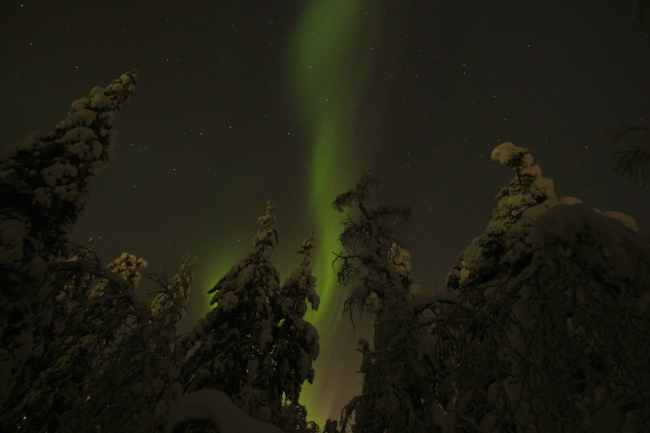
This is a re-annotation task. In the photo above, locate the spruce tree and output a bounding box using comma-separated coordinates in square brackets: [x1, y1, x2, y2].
[429, 142, 650, 432]
[0, 70, 139, 425]
[270, 232, 320, 432]
[182, 202, 282, 401]
[180, 202, 320, 432]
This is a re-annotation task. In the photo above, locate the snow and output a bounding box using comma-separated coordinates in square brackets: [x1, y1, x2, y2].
[1, 71, 151, 426]
[65, 108, 97, 126]
[560, 196, 582, 205]
[520, 164, 541, 177]
[491, 142, 529, 166]
[599, 210, 638, 233]
[16, 136, 38, 153]
[52, 184, 67, 199]
[462, 236, 482, 271]
[108, 82, 125, 95]
[4, 66, 647, 430]
[529, 176, 556, 200]
[90, 140, 103, 158]
[40, 161, 78, 187]
[410, 289, 460, 310]
[183, 210, 319, 430]
[67, 141, 90, 158]
[165, 389, 283, 433]
[61, 125, 97, 143]
[90, 92, 112, 109]
[87, 160, 106, 175]
[419, 308, 435, 322]
[531, 203, 643, 252]
[297, 348, 311, 381]
[99, 110, 117, 126]
[304, 322, 319, 345]
[530, 203, 647, 283]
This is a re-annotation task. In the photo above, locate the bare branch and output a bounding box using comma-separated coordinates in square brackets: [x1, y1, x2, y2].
[332, 190, 357, 212]
[331, 251, 361, 286]
[604, 123, 650, 182]
[604, 122, 649, 144]
[613, 145, 650, 182]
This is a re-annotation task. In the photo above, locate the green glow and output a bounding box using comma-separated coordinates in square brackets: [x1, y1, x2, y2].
[289, 0, 377, 426]
[198, 238, 249, 315]
[196, 1, 385, 425]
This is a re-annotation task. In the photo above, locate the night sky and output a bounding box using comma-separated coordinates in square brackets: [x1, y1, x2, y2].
[2, 0, 649, 427]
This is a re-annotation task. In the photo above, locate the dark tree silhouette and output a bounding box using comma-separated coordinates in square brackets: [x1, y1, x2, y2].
[605, 123, 650, 183]
[604, 2, 650, 183]
[326, 175, 448, 433]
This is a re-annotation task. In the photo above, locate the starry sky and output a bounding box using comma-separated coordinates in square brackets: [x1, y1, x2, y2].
[2, 0, 649, 427]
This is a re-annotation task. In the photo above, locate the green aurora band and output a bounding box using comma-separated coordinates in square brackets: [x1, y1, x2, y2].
[289, 0, 380, 426]
[198, 1, 389, 425]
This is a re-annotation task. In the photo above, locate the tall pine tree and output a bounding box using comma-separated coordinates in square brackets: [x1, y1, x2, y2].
[325, 175, 440, 433]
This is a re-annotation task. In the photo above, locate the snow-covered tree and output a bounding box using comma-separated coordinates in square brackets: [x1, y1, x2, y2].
[271, 232, 319, 403]
[3, 245, 136, 431]
[4, 242, 196, 433]
[0, 70, 139, 425]
[182, 202, 282, 401]
[270, 232, 321, 433]
[326, 175, 443, 433]
[150, 256, 195, 327]
[180, 202, 320, 432]
[422, 142, 650, 432]
[78, 258, 195, 432]
[65, 255, 196, 433]
[0, 69, 139, 285]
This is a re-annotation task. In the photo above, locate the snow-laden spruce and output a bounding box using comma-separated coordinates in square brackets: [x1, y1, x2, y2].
[0, 70, 139, 417]
[422, 142, 650, 433]
[0, 69, 139, 284]
[180, 202, 320, 433]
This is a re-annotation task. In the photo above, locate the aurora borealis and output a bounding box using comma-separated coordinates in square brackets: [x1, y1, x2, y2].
[2, 0, 649, 427]
[290, 0, 374, 421]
